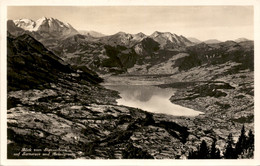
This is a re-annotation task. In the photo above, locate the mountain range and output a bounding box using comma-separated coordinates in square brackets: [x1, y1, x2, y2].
[8, 17, 253, 75]
[188, 37, 250, 44]
[8, 17, 251, 46]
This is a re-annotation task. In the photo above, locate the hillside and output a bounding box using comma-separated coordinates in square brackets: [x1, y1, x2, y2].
[7, 34, 102, 91]
[7, 34, 201, 159]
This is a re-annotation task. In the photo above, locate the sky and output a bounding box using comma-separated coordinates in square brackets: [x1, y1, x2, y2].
[7, 6, 253, 41]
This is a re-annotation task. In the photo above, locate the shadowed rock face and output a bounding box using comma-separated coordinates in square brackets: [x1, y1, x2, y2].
[7, 34, 102, 91]
[8, 34, 69, 91]
[7, 20, 25, 36]
[134, 37, 160, 56]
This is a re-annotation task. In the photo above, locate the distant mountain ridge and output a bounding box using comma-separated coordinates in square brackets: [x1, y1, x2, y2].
[99, 31, 147, 47]
[7, 17, 254, 75]
[79, 30, 106, 38]
[98, 31, 193, 50]
[235, 38, 250, 43]
[188, 37, 252, 44]
[204, 39, 222, 44]
[9, 18, 194, 49]
[187, 37, 202, 44]
[8, 17, 252, 46]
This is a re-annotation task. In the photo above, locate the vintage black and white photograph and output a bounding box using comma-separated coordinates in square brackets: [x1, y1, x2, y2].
[1, 1, 258, 163]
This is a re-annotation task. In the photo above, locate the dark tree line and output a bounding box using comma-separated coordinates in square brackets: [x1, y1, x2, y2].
[188, 139, 221, 159]
[188, 125, 254, 159]
[224, 125, 254, 159]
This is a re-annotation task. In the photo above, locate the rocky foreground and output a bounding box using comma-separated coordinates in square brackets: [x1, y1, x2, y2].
[7, 73, 194, 159]
[7, 64, 254, 159]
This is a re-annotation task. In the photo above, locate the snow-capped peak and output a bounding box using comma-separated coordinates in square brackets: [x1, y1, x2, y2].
[149, 31, 192, 48]
[13, 18, 36, 31]
[12, 17, 78, 37]
[151, 31, 175, 41]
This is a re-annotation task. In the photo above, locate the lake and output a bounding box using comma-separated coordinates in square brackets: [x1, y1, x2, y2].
[105, 84, 203, 116]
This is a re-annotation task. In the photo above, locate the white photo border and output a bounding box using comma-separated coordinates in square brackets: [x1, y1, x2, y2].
[1, 0, 260, 165]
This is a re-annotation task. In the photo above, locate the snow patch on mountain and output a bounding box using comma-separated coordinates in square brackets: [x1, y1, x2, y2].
[13, 17, 78, 37]
[150, 31, 192, 49]
[13, 19, 36, 31]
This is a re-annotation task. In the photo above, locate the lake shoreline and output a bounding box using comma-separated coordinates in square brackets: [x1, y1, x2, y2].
[104, 84, 203, 117]
[101, 73, 254, 154]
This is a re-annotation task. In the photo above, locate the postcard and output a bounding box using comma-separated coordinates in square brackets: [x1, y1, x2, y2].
[1, 0, 260, 165]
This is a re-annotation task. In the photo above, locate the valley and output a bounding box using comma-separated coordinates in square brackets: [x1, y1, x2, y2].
[6, 17, 254, 159]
